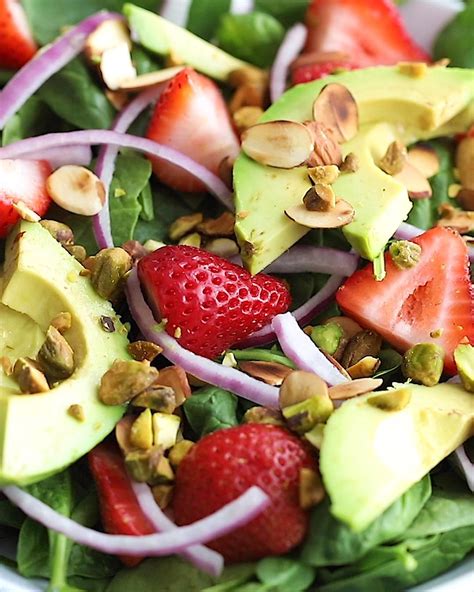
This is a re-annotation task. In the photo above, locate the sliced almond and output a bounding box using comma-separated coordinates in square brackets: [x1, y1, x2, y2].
[100, 42, 137, 91]
[285, 199, 354, 229]
[305, 121, 342, 166]
[312, 83, 359, 143]
[437, 203, 474, 233]
[347, 356, 381, 379]
[84, 19, 131, 62]
[407, 145, 440, 179]
[46, 165, 106, 216]
[241, 120, 314, 168]
[118, 67, 185, 92]
[239, 360, 293, 386]
[394, 162, 432, 199]
[12, 200, 41, 222]
[456, 136, 474, 190]
[197, 212, 235, 236]
[328, 377, 383, 400]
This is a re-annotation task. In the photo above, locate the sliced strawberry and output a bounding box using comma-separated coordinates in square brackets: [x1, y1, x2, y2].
[146, 68, 240, 193]
[138, 245, 291, 359]
[0, 0, 37, 69]
[0, 159, 52, 238]
[292, 58, 358, 85]
[336, 227, 474, 375]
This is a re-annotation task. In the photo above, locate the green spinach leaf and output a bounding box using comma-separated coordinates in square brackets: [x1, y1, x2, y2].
[229, 348, 296, 368]
[0, 499, 24, 529]
[187, 0, 231, 41]
[434, 3, 474, 68]
[183, 386, 239, 437]
[254, 0, 310, 28]
[256, 557, 315, 591]
[2, 96, 58, 145]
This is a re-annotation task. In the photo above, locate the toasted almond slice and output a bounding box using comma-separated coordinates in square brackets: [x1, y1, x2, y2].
[12, 200, 41, 222]
[118, 67, 185, 91]
[100, 42, 137, 91]
[46, 165, 106, 216]
[241, 120, 314, 168]
[328, 377, 383, 400]
[394, 162, 432, 199]
[407, 145, 440, 178]
[347, 356, 381, 379]
[285, 199, 354, 229]
[239, 360, 293, 386]
[84, 19, 131, 62]
[312, 83, 359, 144]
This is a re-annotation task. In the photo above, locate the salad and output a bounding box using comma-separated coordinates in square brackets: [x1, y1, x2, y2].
[0, 0, 473, 591]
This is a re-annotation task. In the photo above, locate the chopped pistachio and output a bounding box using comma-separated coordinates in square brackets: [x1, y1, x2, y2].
[389, 240, 422, 269]
[168, 440, 195, 468]
[368, 387, 412, 411]
[89, 247, 133, 301]
[347, 356, 381, 379]
[379, 140, 407, 175]
[341, 330, 382, 369]
[174, 327, 182, 339]
[130, 409, 154, 449]
[398, 61, 428, 78]
[51, 312, 72, 334]
[299, 468, 325, 510]
[233, 105, 263, 133]
[68, 404, 85, 422]
[222, 352, 238, 368]
[122, 240, 149, 263]
[132, 385, 177, 414]
[152, 412, 181, 450]
[205, 238, 240, 258]
[128, 340, 163, 363]
[40, 220, 74, 245]
[304, 423, 325, 449]
[310, 323, 344, 356]
[38, 325, 75, 381]
[152, 484, 174, 509]
[143, 239, 166, 252]
[307, 164, 339, 185]
[453, 344, 474, 393]
[169, 212, 203, 241]
[99, 360, 159, 405]
[340, 152, 359, 173]
[243, 406, 285, 426]
[303, 184, 335, 212]
[402, 343, 445, 386]
[152, 456, 174, 485]
[196, 212, 235, 236]
[13, 358, 49, 394]
[279, 370, 328, 409]
[179, 232, 201, 247]
[125, 446, 164, 483]
[448, 183, 462, 198]
[64, 244, 87, 263]
[283, 394, 333, 434]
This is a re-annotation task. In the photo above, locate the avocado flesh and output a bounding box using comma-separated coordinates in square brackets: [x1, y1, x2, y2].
[320, 383, 474, 532]
[0, 222, 130, 485]
[124, 4, 253, 81]
[234, 66, 474, 273]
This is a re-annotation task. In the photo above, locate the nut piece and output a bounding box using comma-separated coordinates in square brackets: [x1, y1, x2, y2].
[99, 360, 160, 406]
[125, 447, 173, 484]
[118, 67, 185, 91]
[51, 312, 72, 334]
[398, 62, 428, 78]
[130, 409, 154, 450]
[283, 395, 334, 434]
[304, 423, 325, 449]
[131, 385, 177, 413]
[312, 83, 359, 143]
[152, 412, 181, 450]
[197, 212, 235, 237]
[347, 356, 381, 379]
[279, 370, 329, 408]
[453, 343, 474, 393]
[13, 358, 49, 394]
[238, 360, 293, 386]
[128, 340, 163, 363]
[456, 136, 474, 190]
[368, 387, 412, 411]
[299, 468, 325, 510]
[46, 165, 106, 216]
[233, 106, 264, 133]
[285, 199, 355, 229]
[324, 316, 362, 340]
[169, 213, 203, 241]
[40, 220, 74, 245]
[340, 152, 359, 173]
[67, 404, 85, 422]
[303, 184, 336, 211]
[389, 240, 422, 269]
[394, 162, 432, 199]
[179, 233, 201, 247]
[64, 244, 87, 263]
[341, 330, 382, 369]
[12, 200, 41, 222]
[122, 240, 149, 264]
[310, 323, 344, 356]
[241, 120, 314, 169]
[328, 377, 383, 400]
[156, 366, 191, 407]
[100, 42, 137, 90]
[402, 343, 444, 386]
[89, 247, 133, 301]
[307, 164, 339, 185]
[243, 406, 285, 426]
[437, 203, 474, 234]
[38, 326, 75, 381]
[407, 145, 440, 179]
[85, 19, 131, 63]
[169, 439, 195, 468]
[305, 121, 342, 166]
[152, 484, 174, 509]
[205, 238, 240, 258]
[379, 141, 407, 176]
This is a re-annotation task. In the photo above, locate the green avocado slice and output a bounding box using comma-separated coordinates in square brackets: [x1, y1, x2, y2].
[0, 222, 130, 485]
[234, 66, 474, 273]
[320, 382, 474, 532]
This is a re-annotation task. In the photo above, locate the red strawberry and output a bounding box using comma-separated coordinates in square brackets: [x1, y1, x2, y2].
[173, 424, 317, 562]
[292, 57, 358, 85]
[0, 159, 52, 238]
[0, 0, 37, 69]
[336, 227, 474, 374]
[138, 245, 291, 359]
[146, 68, 240, 193]
[88, 442, 155, 567]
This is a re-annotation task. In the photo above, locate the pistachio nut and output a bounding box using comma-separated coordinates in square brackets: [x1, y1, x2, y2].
[122, 240, 149, 263]
[196, 212, 235, 237]
[50, 312, 72, 334]
[304, 423, 325, 450]
[125, 446, 165, 483]
[453, 343, 474, 393]
[38, 325, 75, 381]
[283, 394, 334, 434]
[303, 184, 336, 212]
[68, 404, 85, 422]
[401, 343, 444, 386]
[310, 323, 344, 356]
[347, 356, 381, 379]
[152, 412, 181, 450]
[157, 366, 191, 407]
[115, 415, 135, 455]
[99, 360, 160, 406]
[233, 106, 264, 133]
[379, 140, 407, 176]
[389, 240, 422, 269]
[64, 244, 87, 263]
[144, 239, 166, 252]
[307, 164, 339, 185]
[299, 468, 325, 510]
[341, 330, 382, 369]
[152, 484, 174, 509]
[128, 340, 163, 363]
[367, 387, 412, 411]
[340, 152, 359, 173]
[40, 220, 75, 245]
[13, 358, 50, 394]
[152, 456, 174, 485]
[456, 136, 474, 191]
[89, 247, 133, 301]
[179, 232, 201, 247]
[168, 440, 195, 468]
[131, 385, 177, 414]
[130, 409, 154, 449]
[279, 370, 329, 409]
[205, 238, 240, 258]
[169, 212, 203, 241]
[243, 406, 285, 426]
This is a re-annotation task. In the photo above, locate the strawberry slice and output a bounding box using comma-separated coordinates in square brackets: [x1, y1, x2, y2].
[0, 0, 37, 69]
[294, 0, 430, 84]
[0, 159, 52, 238]
[292, 56, 358, 85]
[336, 227, 474, 375]
[146, 68, 240, 193]
[138, 245, 291, 359]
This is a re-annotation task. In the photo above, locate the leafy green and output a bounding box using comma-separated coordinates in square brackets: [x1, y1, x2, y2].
[0, 499, 24, 529]
[2, 96, 58, 145]
[254, 0, 310, 28]
[229, 348, 296, 368]
[302, 476, 431, 567]
[183, 386, 239, 437]
[256, 557, 315, 591]
[187, 0, 231, 41]
[217, 12, 285, 69]
[434, 3, 474, 68]
[137, 182, 154, 222]
[373, 349, 403, 384]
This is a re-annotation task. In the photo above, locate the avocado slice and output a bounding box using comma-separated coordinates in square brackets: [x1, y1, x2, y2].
[0, 222, 130, 485]
[124, 4, 253, 81]
[234, 66, 474, 273]
[320, 382, 474, 532]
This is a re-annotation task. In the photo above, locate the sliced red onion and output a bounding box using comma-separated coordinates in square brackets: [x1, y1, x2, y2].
[0, 130, 234, 210]
[0, 12, 120, 130]
[272, 312, 349, 386]
[131, 481, 223, 577]
[230, 0, 255, 14]
[22, 145, 92, 169]
[94, 86, 166, 249]
[159, 0, 192, 26]
[452, 445, 474, 492]
[264, 246, 358, 277]
[126, 268, 280, 408]
[2, 484, 269, 556]
[270, 23, 307, 103]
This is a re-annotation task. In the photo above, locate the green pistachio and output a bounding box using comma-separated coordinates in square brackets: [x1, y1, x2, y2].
[283, 394, 333, 434]
[37, 326, 75, 381]
[89, 247, 133, 301]
[310, 323, 344, 356]
[402, 343, 445, 386]
[304, 423, 325, 449]
[243, 406, 285, 426]
[453, 344, 474, 393]
[125, 447, 164, 483]
[13, 358, 49, 394]
[389, 240, 422, 269]
[99, 360, 159, 406]
[40, 220, 74, 245]
[131, 385, 177, 413]
[341, 330, 382, 369]
[152, 484, 174, 509]
[168, 440, 195, 468]
[130, 409, 154, 449]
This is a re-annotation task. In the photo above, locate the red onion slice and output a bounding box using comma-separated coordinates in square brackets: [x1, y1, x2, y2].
[0, 130, 234, 210]
[0, 12, 120, 130]
[126, 268, 280, 408]
[131, 481, 223, 576]
[452, 445, 474, 492]
[230, 0, 255, 14]
[272, 312, 349, 386]
[270, 23, 307, 103]
[2, 484, 269, 556]
[22, 145, 92, 169]
[264, 246, 358, 276]
[94, 86, 166, 249]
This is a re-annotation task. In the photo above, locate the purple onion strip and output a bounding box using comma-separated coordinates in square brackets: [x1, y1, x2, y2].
[131, 481, 223, 576]
[22, 145, 92, 169]
[264, 246, 358, 277]
[0, 12, 120, 130]
[126, 268, 280, 408]
[452, 446, 474, 492]
[272, 312, 349, 386]
[270, 23, 307, 103]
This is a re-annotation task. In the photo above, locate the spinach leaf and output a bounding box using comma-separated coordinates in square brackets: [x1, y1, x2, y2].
[137, 182, 155, 222]
[0, 499, 24, 529]
[49, 203, 98, 255]
[407, 141, 455, 230]
[256, 557, 315, 591]
[2, 96, 58, 145]
[39, 59, 115, 130]
[229, 348, 296, 368]
[183, 386, 239, 437]
[254, 0, 310, 28]
[302, 476, 431, 567]
[434, 3, 474, 68]
[373, 349, 403, 384]
[217, 12, 285, 69]
[187, 0, 231, 41]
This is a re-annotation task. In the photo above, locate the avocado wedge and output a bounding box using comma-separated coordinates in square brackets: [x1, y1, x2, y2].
[0, 222, 130, 485]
